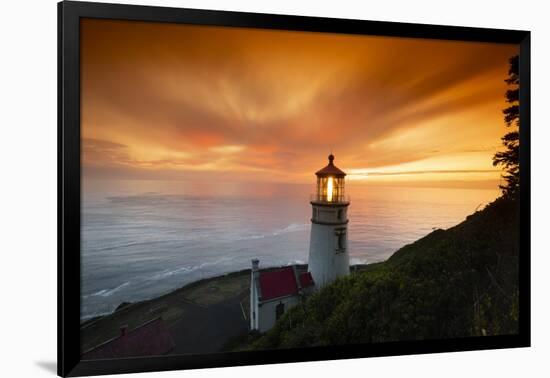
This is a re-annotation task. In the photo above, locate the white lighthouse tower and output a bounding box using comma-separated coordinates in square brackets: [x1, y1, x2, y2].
[308, 154, 350, 288]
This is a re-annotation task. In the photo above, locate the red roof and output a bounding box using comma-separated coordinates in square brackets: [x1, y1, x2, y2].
[315, 154, 346, 177]
[299, 272, 315, 288]
[81, 317, 175, 360]
[259, 267, 299, 300]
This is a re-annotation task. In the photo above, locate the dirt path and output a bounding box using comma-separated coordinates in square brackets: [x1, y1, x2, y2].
[169, 292, 248, 355]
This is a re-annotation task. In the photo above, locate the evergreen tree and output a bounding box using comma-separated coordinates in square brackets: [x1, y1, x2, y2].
[493, 55, 520, 199]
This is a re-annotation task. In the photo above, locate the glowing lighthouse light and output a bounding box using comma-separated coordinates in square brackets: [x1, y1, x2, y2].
[327, 177, 334, 202]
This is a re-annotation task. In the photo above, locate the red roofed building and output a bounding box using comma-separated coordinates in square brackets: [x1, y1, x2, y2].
[250, 260, 315, 332]
[299, 271, 315, 289]
[258, 267, 299, 300]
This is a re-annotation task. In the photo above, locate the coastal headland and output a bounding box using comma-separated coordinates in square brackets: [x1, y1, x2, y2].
[81, 196, 519, 356]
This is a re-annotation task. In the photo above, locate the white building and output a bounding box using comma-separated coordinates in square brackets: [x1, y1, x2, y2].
[249, 154, 350, 332]
[249, 259, 314, 332]
[308, 154, 350, 288]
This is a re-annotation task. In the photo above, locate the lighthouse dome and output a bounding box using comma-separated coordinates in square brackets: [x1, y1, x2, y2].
[315, 154, 346, 177]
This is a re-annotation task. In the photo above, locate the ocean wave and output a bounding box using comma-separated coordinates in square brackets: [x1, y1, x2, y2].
[87, 281, 130, 298]
[273, 223, 309, 235]
[146, 256, 235, 281]
[236, 223, 309, 241]
[285, 259, 306, 265]
[89, 239, 168, 252]
[350, 257, 368, 265]
[235, 234, 266, 241]
[80, 310, 113, 322]
[87, 223, 309, 252]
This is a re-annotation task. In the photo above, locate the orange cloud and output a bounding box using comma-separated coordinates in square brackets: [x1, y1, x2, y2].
[80, 19, 518, 187]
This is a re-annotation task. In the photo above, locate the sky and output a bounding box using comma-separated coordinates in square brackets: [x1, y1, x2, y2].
[81, 18, 519, 189]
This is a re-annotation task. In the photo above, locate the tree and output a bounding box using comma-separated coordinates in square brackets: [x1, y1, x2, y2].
[493, 55, 520, 199]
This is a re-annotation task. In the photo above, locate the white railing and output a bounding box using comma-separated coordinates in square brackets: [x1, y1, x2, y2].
[309, 194, 350, 203]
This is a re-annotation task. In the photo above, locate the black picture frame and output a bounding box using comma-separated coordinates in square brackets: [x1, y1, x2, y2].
[58, 1, 531, 376]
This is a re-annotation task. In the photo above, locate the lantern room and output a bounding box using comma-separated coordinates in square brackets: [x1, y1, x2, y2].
[313, 154, 347, 203]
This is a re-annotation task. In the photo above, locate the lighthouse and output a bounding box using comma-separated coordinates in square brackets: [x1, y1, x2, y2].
[308, 154, 350, 288]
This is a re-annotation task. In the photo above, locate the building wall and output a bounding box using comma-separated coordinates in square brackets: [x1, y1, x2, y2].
[308, 203, 350, 288]
[312, 205, 348, 224]
[257, 295, 301, 333]
[250, 279, 258, 330]
[250, 260, 260, 330]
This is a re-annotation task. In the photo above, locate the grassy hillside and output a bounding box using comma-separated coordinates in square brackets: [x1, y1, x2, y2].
[245, 196, 520, 350]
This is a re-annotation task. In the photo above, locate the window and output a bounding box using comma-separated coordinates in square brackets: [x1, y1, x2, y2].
[335, 228, 346, 253]
[276, 302, 285, 320]
[338, 233, 345, 250]
[337, 209, 343, 220]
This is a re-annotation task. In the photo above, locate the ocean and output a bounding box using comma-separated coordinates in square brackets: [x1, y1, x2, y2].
[81, 179, 499, 320]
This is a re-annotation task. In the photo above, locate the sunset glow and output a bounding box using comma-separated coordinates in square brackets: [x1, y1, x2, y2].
[81, 19, 518, 188]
